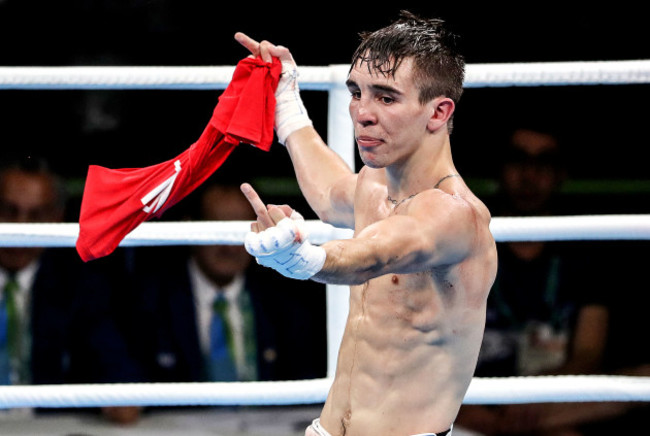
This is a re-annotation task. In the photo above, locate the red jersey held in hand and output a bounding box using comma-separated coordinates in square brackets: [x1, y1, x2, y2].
[76, 57, 282, 262]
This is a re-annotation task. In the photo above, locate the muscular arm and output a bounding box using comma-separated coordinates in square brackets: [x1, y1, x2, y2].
[241, 185, 476, 285]
[314, 192, 475, 285]
[285, 127, 356, 228]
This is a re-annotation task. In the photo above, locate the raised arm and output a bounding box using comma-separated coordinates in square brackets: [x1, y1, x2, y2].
[285, 127, 356, 228]
[235, 32, 356, 228]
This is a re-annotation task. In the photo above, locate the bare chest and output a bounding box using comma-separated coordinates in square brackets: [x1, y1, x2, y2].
[348, 272, 452, 344]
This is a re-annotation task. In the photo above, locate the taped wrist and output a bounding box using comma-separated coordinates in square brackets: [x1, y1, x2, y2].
[275, 61, 312, 145]
[244, 217, 325, 280]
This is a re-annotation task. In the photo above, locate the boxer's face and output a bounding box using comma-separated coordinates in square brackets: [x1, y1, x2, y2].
[348, 57, 437, 169]
[192, 186, 256, 287]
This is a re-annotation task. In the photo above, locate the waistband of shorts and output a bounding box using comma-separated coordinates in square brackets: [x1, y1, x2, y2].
[411, 428, 452, 436]
[408, 422, 453, 436]
[312, 419, 452, 436]
[309, 418, 331, 436]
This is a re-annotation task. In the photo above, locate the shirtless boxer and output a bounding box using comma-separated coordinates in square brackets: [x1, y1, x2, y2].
[237, 11, 498, 436]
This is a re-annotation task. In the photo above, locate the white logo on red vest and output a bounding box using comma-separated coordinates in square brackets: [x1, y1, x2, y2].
[141, 160, 182, 214]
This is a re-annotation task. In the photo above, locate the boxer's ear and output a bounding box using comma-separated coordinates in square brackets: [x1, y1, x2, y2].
[426, 97, 455, 133]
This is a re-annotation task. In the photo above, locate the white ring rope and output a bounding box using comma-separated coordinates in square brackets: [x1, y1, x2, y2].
[2, 376, 650, 409]
[1, 60, 650, 90]
[0, 215, 648, 247]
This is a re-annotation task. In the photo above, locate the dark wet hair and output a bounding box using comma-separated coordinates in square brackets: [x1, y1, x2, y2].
[351, 10, 465, 131]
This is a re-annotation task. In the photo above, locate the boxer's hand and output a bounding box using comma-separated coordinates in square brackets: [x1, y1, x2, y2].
[240, 182, 291, 232]
[240, 183, 325, 280]
[235, 32, 312, 145]
[235, 32, 289, 63]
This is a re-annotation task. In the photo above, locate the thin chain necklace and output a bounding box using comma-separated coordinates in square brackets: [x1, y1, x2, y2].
[387, 193, 418, 207]
[387, 174, 459, 208]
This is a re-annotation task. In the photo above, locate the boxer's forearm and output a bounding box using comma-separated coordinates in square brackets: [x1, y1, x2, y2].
[312, 222, 428, 286]
[286, 127, 356, 228]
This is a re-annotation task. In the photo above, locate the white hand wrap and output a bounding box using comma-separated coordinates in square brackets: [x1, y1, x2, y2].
[275, 61, 313, 145]
[244, 214, 325, 280]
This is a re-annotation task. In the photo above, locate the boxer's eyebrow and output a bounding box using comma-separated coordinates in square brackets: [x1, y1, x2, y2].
[345, 79, 402, 97]
[371, 83, 401, 95]
[345, 79, 359, 91]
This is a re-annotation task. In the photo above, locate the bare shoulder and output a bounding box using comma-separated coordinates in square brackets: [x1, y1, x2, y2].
[408, 182, 494, 258]
[413, 184, 490, 227]
[355, 166, 388, 201]
[357, 165, 386, 186]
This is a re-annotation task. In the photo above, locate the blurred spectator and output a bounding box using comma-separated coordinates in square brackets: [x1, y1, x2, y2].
[128, 173, 326, 384]
[532, 241, 649, 436]
[455, 126, 609, 435]
[0, 157, 141, 424]
[495, 127, 566, 217]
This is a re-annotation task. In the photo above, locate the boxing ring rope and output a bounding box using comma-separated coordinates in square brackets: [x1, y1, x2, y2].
[2, 59, 650, 89]
[2, 376, 650, 408]
[0, 215, 649, 248]
[1, 59, 649, 409]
